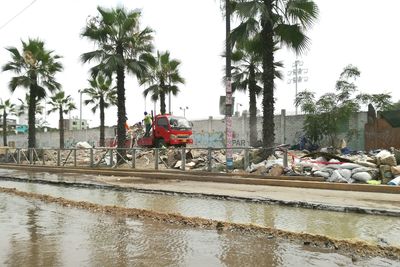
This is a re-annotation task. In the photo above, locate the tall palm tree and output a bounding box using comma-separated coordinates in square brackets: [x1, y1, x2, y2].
[231, 38, 263, 146]
[17, 93, 45, 126]
[2, 39, 63, 148]
[81, 6, 153, 158]
[141, 51, 185, 115]
[231, 37, 283, 146]
[0, 99, 17, 146]
[82, 73, 117, 147]
[232, 0, 318, 152]
[47, 91, 76, 148]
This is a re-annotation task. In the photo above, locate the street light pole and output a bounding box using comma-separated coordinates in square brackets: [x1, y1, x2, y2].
[179, 106, 188, 117]
[288, 59, 308, 115]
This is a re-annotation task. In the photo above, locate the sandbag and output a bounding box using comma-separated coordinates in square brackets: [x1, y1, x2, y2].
[380, 155, 397, 166]
[352, 172, 372, 182]
[391, 166, 400, 176]
[376, 150, 391, 159]
[76, 141, 92, 149]
[338, 169, 352, 180]
[340, 163, 362, 170]
[352, 167, 372, 175]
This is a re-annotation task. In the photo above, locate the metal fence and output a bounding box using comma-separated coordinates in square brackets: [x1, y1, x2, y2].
[0, 146, 288, 173]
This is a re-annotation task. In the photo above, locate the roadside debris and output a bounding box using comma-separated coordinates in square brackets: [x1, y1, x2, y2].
[0, 144, 399, 185]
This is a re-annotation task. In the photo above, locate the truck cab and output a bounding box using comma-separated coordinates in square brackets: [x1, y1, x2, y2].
[137, 114, 193, 147]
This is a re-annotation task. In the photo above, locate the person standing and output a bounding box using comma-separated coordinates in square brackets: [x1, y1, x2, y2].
[143, 112, 152, 137]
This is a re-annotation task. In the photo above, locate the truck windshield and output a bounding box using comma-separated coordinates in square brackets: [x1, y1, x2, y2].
[169, 116, 191, 130]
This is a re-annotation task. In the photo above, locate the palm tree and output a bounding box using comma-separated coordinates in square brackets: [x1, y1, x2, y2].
[2, 39, 63, 148]
[231, 38, 263, 146]
[231, 37, 283, 146]
[0, 99, 17, 146]
[82, 74, 117, 147]
[47, 91, 76, 148]
[17, 93, 45, 126]
[141, 51, 185, 115]
[232, 0, 318, 152]
[81, 6, 153, 158]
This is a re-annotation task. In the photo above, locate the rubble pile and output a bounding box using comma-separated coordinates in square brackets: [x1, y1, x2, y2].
[305, 149, 400, 185]
[1, 143, 399, 186]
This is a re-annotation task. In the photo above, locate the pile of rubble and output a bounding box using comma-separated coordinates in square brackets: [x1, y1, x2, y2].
[302, 149, 400, 185]
[1, 141, 400, 186]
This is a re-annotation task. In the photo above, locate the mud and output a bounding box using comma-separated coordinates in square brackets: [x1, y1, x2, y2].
[1, 186, 399, 261]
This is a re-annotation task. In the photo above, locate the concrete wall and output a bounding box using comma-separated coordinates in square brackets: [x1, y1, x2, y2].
[191, 111, 368, 150]
[6, 111, 368, 150]
[7, 127, 116, 148]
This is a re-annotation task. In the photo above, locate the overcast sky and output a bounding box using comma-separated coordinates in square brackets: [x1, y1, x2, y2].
[0, 0, 399, 128]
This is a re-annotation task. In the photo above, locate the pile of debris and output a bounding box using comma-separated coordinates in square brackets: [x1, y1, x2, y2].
[303, 149, 400, 185]
[1, 141, 400, 186]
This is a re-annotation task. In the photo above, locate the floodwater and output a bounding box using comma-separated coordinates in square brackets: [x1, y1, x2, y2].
[1, 179, 400, 248]
[1, 192, 398, 266]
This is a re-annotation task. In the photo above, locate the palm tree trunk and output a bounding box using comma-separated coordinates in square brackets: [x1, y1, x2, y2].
[59, 108, 64, 149]
[28, 82, 37, 148]
[249, 66, 257, 146]
[3, 111, 7, 146]
[116, 43, 127, 161]
[160, 91, 166, 115]
[99, 97, 105, 147]
[261, 0, 275, 155]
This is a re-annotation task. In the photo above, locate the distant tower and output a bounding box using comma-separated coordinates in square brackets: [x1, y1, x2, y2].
[288, 59, 308, 115]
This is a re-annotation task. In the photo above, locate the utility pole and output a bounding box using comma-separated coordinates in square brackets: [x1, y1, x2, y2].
[179, 106, 188, 117]
[288, 59, 308, 115]
[225, 0, 233, 172]
[79, 90, 83, 130]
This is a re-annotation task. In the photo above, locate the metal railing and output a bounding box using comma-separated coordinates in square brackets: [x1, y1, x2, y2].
[0, 146, 289, 173]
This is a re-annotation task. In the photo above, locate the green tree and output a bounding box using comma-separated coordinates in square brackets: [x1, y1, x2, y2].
[357, 93, 393, 111]
[389, 99, 400, 110]
[47, 91, 76, 148]
[232, 0, 318, 152]
[82, 74, 117, 147]
[0, 99, 17, 146]
[295, 65, 362, 146]
[141, 51, 185, 115]
[231, 37, 282, 146]
[81, 6, 153, 158]
[2, 39, 63, 148]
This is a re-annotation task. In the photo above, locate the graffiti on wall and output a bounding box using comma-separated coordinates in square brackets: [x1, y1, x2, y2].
[193, 131, 247, 147]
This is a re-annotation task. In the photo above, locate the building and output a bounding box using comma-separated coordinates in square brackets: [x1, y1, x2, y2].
[63, 117, 89, 131]
[0, 118, 17, 132]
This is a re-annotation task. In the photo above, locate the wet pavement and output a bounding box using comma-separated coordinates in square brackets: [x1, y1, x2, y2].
[1, 179, 400, 247]
[1, 192, 399, 267]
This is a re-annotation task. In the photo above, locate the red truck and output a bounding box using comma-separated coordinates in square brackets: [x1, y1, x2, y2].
[137, 114, 193, 147]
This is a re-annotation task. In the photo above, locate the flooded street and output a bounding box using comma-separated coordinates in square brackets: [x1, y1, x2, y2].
[1, 192, 398, 266]
[1, 179, 400, 247]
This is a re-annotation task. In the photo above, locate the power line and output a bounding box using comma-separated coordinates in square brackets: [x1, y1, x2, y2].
[0, 0, 38, 31]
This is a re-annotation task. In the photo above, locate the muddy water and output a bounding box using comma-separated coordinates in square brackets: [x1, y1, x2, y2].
[1, 180, 400, 248]
[1, 192, 398, 266]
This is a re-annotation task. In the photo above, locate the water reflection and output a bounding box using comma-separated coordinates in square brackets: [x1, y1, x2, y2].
[0, 193, 397, 266]
[2, 179, 399, 247]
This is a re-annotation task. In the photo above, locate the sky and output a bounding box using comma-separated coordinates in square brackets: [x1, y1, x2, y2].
[0, 0, 399, 128]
